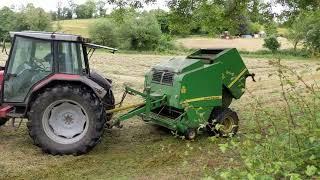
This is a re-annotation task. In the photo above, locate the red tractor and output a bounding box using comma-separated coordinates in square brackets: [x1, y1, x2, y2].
[0, 32, 116, 155]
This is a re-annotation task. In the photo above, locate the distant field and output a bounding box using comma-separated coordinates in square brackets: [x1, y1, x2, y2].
[52, 19, 98, 37]
[176, 37, 293, 52]
[53, 19, 293, 52]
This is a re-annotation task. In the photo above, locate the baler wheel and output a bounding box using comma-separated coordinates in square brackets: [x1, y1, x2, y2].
[185, 128, 197, 140]
[207, 108, 239, 137]
[27, 85, 105, 155]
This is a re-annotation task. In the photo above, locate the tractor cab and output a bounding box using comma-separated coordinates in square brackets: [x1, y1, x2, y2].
[1, 31, 117, 105]
[3, 32, 89, 103]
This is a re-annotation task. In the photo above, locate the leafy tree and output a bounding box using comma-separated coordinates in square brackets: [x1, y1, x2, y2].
[249, 0, 260, 23]
[96, 0, 107, 17]
[223, 0, 251, 35]
[167, 0, 201, 36]
[194, 1, 225, 36]
[249, 22, 262, 34]
[305, 22, 320, 55]
[248, 1, 274, 24]
[62, 7, 73, 19]
[150, 9, 170, 34]
[286, 13, 308, 51]
[0, 7, 16, 39]
[277, 0, 320, 11]
[75, 0, 96, 19]
[110, 8, 137, 23]
[17, 4, 51, 31]
[75, 5, 87, 18]
[285, 11, 320, 55]
[0, 4, 51, 38]
[303, 11, 320, 55]
[277, 0, 319, 23]
[118, 14, 162, 50]
[49, 11, 58, 21]
[264, 21, 278, 36]
[89, 19, 119, 47]
[108, 0, 155, 23]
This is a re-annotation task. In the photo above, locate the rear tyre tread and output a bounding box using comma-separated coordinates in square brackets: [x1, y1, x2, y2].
[27, 84, 105, 155]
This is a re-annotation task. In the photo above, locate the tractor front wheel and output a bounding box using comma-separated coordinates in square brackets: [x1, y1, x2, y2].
[28, 85, 105, 155]
[207, 108, 239, 137]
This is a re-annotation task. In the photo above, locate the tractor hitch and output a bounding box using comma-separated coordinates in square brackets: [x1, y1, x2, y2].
[106, 86, 167, 129]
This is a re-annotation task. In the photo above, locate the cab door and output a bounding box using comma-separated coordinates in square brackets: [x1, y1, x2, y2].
[3, 36, 53, 103]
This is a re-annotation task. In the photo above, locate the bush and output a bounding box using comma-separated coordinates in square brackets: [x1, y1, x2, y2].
[214, 60, 320, 178]
[118, 15, 162, 51]
[263, 36, 281, 52]
[240, 48, 311, 59]
[249, 22, 262, 34]
[89, 19, 119, 47]
[89, 13, 176, 52]
[156, 34, 175, 52]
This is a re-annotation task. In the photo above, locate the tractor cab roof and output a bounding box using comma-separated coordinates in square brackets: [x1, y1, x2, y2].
[10, 31, 89, 42]
[9, 31, 118, 55]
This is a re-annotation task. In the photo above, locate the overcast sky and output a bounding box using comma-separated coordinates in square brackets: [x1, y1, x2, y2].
[0, 0, 284, 13]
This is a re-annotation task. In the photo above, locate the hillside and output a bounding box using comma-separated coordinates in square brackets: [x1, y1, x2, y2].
[52, 19, 97, 37]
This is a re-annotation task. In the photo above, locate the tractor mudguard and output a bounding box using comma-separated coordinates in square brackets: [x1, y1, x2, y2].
[89, 70, 112, 90]
[30, 74, 107, 101]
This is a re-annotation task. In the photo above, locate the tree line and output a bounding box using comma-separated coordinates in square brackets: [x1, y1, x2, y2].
[0, 4, 51, 39]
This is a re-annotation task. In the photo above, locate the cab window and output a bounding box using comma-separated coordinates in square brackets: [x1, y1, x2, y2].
[4, 36, 53, 102]
[57, 42, 85, 74]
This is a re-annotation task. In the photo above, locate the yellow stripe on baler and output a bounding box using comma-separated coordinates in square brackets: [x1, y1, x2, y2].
[227, 68, 248, 88]
[182, 96, 222, 104]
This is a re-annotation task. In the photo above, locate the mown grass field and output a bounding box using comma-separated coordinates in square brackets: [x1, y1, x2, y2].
[0, 52, 319, 179]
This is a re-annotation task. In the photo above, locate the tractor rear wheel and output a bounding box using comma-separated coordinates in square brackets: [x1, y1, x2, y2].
[207, 108, 239, 137]
[28, 85, 105, 155]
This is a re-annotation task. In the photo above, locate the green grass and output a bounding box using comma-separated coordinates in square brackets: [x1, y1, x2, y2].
[52, 19, 99, 37]
[0, 120, 236, 179]
[240, 49, 314, 60]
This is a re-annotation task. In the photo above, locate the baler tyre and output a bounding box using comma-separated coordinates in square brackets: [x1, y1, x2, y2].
[185, 128, 197, 140]
[27, 85, 105, 155]
[206, 107, 223, 136]
[207, 108, 239, 137]
[0, 118, 8, 127]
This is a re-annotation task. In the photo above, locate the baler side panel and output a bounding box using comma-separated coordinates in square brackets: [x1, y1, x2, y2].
[215, 48, 249, 99]
[180, 63, 222, 108]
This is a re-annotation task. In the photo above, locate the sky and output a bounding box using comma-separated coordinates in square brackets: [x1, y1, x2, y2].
[0, 0, 284, 14]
